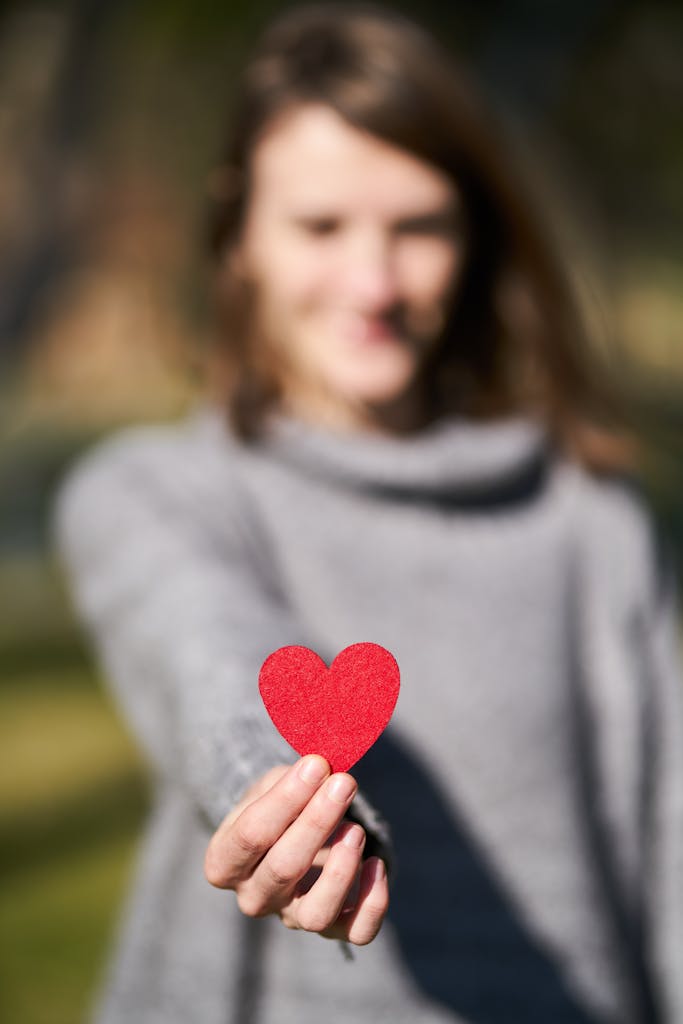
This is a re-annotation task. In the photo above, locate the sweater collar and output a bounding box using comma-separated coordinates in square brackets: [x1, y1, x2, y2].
[256, 412, 550, 501]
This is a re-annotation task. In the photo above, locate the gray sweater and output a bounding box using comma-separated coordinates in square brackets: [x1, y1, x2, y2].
[54, 406, 683, 1024]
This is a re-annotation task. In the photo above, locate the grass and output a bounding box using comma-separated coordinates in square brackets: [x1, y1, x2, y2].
[0, 561, 149, 1024]
[0, 421, 153, 1024]
[0, 673, 145, 820]
[0, 830, 141, 1024]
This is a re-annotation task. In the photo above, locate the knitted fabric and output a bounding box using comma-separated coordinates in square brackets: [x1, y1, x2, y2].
[54, 406, 683, 1024]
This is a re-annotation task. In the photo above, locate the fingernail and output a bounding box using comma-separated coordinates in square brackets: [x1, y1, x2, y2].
[326, 774, 357, 804]
[370, 857, 386, 883]
[298, 756, 329, 785]
[343, 824, 365, 850]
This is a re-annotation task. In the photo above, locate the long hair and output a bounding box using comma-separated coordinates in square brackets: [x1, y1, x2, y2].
[206, 3, 630, 469]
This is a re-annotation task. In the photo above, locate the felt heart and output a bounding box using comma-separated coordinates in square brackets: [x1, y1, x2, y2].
[258, 643, 400, 774]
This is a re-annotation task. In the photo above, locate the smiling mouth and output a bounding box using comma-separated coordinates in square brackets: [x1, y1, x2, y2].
[341, 312, 406, 346]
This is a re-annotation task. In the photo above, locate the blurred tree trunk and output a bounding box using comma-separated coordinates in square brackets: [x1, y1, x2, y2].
[0, 0, 115, 364]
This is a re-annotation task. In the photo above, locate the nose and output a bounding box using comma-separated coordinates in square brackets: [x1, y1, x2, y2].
[344, 232, 399, 312]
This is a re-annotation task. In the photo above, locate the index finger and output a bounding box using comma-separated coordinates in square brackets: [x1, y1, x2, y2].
[205, 755, 331, 888]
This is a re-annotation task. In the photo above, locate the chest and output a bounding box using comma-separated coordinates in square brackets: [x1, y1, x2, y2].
[244, 465, 578, 767]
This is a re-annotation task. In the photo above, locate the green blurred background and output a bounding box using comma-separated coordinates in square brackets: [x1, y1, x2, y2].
[1, 1, 682, 1021]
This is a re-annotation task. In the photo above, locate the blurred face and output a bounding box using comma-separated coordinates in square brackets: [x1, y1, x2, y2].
[233, 104, 465, 432]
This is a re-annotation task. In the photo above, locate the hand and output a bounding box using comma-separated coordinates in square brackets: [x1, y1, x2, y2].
[204, 755, 389, 945]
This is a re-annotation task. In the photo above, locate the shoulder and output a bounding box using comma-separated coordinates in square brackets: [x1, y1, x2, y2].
[55, 405, 243, 506]
[60, 406, 239, 492]
[573, 468, 655, 550]
[52, 406, 248, 557]
[564, 462, 674, 612]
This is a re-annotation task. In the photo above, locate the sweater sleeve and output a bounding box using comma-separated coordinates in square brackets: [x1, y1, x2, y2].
[642, 542, 683, 1022]
[575, 472, 683, 1021]
[52, 424, 311, 829]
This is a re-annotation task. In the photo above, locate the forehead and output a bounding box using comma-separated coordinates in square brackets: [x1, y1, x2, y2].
[248, 103, 457, 214]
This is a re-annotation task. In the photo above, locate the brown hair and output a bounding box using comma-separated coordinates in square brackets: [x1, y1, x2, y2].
[206, 2, 631, 469]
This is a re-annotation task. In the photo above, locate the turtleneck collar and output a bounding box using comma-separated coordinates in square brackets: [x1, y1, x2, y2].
[197, 406, 551, 502]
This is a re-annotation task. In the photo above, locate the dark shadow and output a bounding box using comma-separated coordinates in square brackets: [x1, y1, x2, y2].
[353, 729, 602, 1024]
[369, 449, 549, 512]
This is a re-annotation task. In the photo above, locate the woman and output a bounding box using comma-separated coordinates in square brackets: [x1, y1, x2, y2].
[56, 5, 683, 1023]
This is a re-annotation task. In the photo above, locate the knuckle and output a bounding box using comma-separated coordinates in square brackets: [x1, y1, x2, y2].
[204, 848, 231, 889]
[323, 859, 353, 886]
[233, 816, 267, 858]
[350, 921, 380, 945]
[262, 854, 298, 891]
[352, 899, 388, 945]
[280, 909, 300, 930]
[204, 834, 242, 889]
[296, 903, 334, 933]
[277, 776, 308, 812]
[305, 805, 338, 836]
[366, 890, 390, 922]
[236, 888, 269, 918]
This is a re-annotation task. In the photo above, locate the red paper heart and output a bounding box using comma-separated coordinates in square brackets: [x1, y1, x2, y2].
[258, 643, 400, 773]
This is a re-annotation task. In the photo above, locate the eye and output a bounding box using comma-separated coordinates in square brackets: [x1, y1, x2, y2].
[294, 216, 340, 237]
[395, 212, 461, 239]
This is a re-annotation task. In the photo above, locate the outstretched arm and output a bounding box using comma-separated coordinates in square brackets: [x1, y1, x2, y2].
[53, 426, 301, 823]
[54, 422, 392, 943]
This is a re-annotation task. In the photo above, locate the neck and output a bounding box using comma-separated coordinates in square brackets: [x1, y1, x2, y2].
[279, 379, 434, 438]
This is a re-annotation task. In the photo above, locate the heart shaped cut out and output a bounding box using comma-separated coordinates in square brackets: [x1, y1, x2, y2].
[259, 643, 400, 773]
